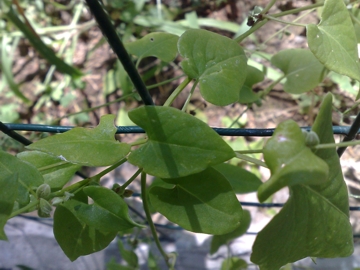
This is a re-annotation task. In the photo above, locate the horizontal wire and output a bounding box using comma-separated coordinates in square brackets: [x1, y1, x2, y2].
[3, 123, 357, 136]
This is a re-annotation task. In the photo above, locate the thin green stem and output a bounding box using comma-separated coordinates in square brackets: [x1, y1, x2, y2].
[235, 152, 268, 168]
[272, 2, 324, 18]
[163, 77, 192, 107]
[314, 140, 360, 150]
[235, 19, 268, 43]
[120, 168, 142, 192]
[50, 178, 91, 198]
[261, 0, 277, 15]
[97, 158, 128, 181]
[263, 15, 307, 27]
[10, 200, 38, 219]
[258, 74, 286, 98]
[141, 172, 171, 267]
[181, 80, 198, 112]
[228, 107, 248, 128]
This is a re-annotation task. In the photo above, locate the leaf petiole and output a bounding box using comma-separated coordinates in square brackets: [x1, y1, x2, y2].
[163, 77, 192, 107]
[235, 152, 268, 168]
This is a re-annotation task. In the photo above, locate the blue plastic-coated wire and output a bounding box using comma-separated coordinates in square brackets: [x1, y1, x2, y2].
[3, 123, 357, 136]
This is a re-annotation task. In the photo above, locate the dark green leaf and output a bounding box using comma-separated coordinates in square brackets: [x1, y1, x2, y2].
[17, 150, 81, 190]
[54, 201, 117, 261]
[258, 120, 329, 202]
[149, 168, 242, 235]
[251, 93, 353, 269]
[210, 210, 251, 254]
[221, 257, 247, 270]
[125, 32, 179, 62]
[213, 163, 262, 194]
[239, 66, 263, 104]
[271, 49, 326, 94]
[0, 173, 18, 240]
[178, 29, 247, 105]
[128, 106, 235, 178]
[73, 186, 144, 232]
[27, 115, 130, 167]
[307, 0, 360, 81]
[0, 151, 43, 207]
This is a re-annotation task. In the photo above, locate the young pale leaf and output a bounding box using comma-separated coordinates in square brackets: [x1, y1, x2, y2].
[221, 257, 247, 270]
[251, 93, 353, 269]
[17, 150, 81, 190]
[125, 32, 179, 62]
[271, 49, 326, 94]
[178, 29, 247, 106]
[0, 174, 18, 240]
[238, 65, 263, 104]
[212, 163, 262, 194]
[27, 115, 130, 167]
[307, 0, 360, 81]
[258, 120, 329, 202]
[54, 200, 117, 261]
[210, 210, 251, 255]
[128, 106, 235, 178]
[149, 168, 242, 235]
[0, 151, 44, 207]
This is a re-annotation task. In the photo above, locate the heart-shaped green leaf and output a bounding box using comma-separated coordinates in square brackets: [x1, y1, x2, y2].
[27, 115, 130, 167]
[125, 32, 179, 62]
[213, 163, 262, 194]
[307, 0, 360, 81]
[149, 168, 242, 235]
[178, 29, 247, 106]
[238, 65, 263, 104]
[210, 210, 250, 254]
[73, 186, 144, 232]
[251, 93, 353, 269]
[54, 200, 117, 261]
[271, 49, 326, 94]
[0, 173, 18, 240]
[128, 106, 235, 178]
[258, 120, 329, 202]
[17, 150, 81, 190]
[0, 150, 44, 207]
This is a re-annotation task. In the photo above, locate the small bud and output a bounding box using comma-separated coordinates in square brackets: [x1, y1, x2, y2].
[302, 130, 320, 147]
[38, 198, 52, 218]
[36, 184, 51, 199]
[123, 189, 134, 198]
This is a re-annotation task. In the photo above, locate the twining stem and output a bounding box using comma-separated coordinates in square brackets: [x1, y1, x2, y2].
[140, 172, 171, 268]
[272, 2, 324, 18]
[235, 19, 268, 43]
[181, 80, 198, 112]
[315, 140, 360, 150]
[120, 168, 142, 192]
[261, 0, 277, 15]
[258, 74, 286, 98]
[163, 77, 192, 107]
[96, 158, 128, 180]
[9, 200, 38, 219]
[50, 178, 91, 198]
[235, 152, 268, 168]
[262, 15, 307, 27]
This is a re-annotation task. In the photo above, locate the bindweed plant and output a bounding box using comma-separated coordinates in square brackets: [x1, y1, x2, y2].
[2, 0, 360, 269]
